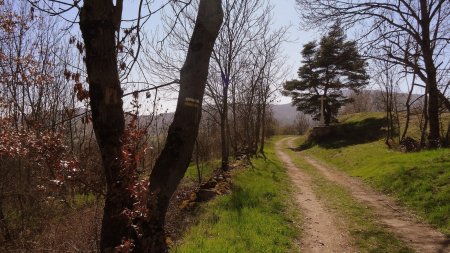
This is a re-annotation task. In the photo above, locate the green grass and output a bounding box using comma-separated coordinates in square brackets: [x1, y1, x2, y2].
[283, 140, 412, 252]
[172, 137, 300, 253]
[184, 160, 220, 183]
[296, 113, 450, 234]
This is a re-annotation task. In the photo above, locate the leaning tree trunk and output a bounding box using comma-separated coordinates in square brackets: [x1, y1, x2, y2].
[135, 1, 223, 252]
[79, 1, 135, 251]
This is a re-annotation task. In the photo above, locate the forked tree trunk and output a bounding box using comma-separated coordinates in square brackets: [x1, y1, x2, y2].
[79, 1, 134, 251]
[135, 1, 223, 251]
[79, 0, 222, 252]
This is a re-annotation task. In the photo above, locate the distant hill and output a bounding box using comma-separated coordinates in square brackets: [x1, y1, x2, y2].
[270, 103, 300, 126]
[140, 103, 303, 127]
[273, 90, 424, 126]
[136, 89, 421, 128]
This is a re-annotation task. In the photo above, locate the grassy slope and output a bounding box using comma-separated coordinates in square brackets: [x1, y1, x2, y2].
[173, 137, 300, 253]
[296, 113, 450, 234]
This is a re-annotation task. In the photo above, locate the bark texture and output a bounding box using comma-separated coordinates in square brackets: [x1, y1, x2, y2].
[79, 1, 133, 252]
[135, 1, 223, 252]
[419, 0, 440, 147]
[220, 90, 230, 171]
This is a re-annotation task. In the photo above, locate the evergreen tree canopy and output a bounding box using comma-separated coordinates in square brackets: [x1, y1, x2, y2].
[283, 24, 369, 125]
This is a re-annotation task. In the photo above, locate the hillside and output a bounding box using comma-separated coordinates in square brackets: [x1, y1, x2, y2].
[270, 103, 300, 126]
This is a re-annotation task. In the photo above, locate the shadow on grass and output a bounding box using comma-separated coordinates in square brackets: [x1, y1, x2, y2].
[297, 117, 387, 150]
[224, 185, 258, 212]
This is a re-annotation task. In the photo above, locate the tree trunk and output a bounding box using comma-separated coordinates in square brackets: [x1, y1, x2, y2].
[445, 123, 450, 146]
[385, 89, 393, 147]
[259, 102, 267, 155]
[254, 101, 261, 155]
[220, 86, 230, 171]
[401, 80, 415, 141]
[325, 101, 332, 126]
[79, 1, 134, 251]
[420, 86, 429, 148]
[420, 0, 440, 147]
[135, 1, 223, 251]
[231, 84, 238, 157]
[424, 60, 440, 147]
[394, 94, 401, 143]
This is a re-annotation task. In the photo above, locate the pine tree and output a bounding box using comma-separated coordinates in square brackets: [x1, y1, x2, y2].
[284, 24, 369, 125]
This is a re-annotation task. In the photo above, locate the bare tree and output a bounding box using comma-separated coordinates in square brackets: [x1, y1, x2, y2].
[207, 0, 273, 169]
[146, 0, 286, 167]
[294, 113, 311, 135]
[372, 61, 402, 147]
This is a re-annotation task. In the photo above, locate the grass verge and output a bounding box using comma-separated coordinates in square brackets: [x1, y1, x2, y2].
[172, 137, 300, 253]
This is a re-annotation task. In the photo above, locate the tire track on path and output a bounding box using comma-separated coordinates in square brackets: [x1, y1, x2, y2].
[287, 137, 450, 253]
[275, 137, 354, 253]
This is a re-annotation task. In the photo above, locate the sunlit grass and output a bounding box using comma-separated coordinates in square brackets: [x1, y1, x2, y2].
[173, 137, 300, 253]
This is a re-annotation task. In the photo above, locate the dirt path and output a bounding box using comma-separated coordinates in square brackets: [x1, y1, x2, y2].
[284, 138, 450, 253]
[275, 138, 354, 253]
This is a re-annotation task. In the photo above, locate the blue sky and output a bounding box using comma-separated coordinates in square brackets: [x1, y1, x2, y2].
[271, 0, 317, 79]
[270, 0, 318, 103]
[120, 0, 318, 108]
[121, 0, 317, 78]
